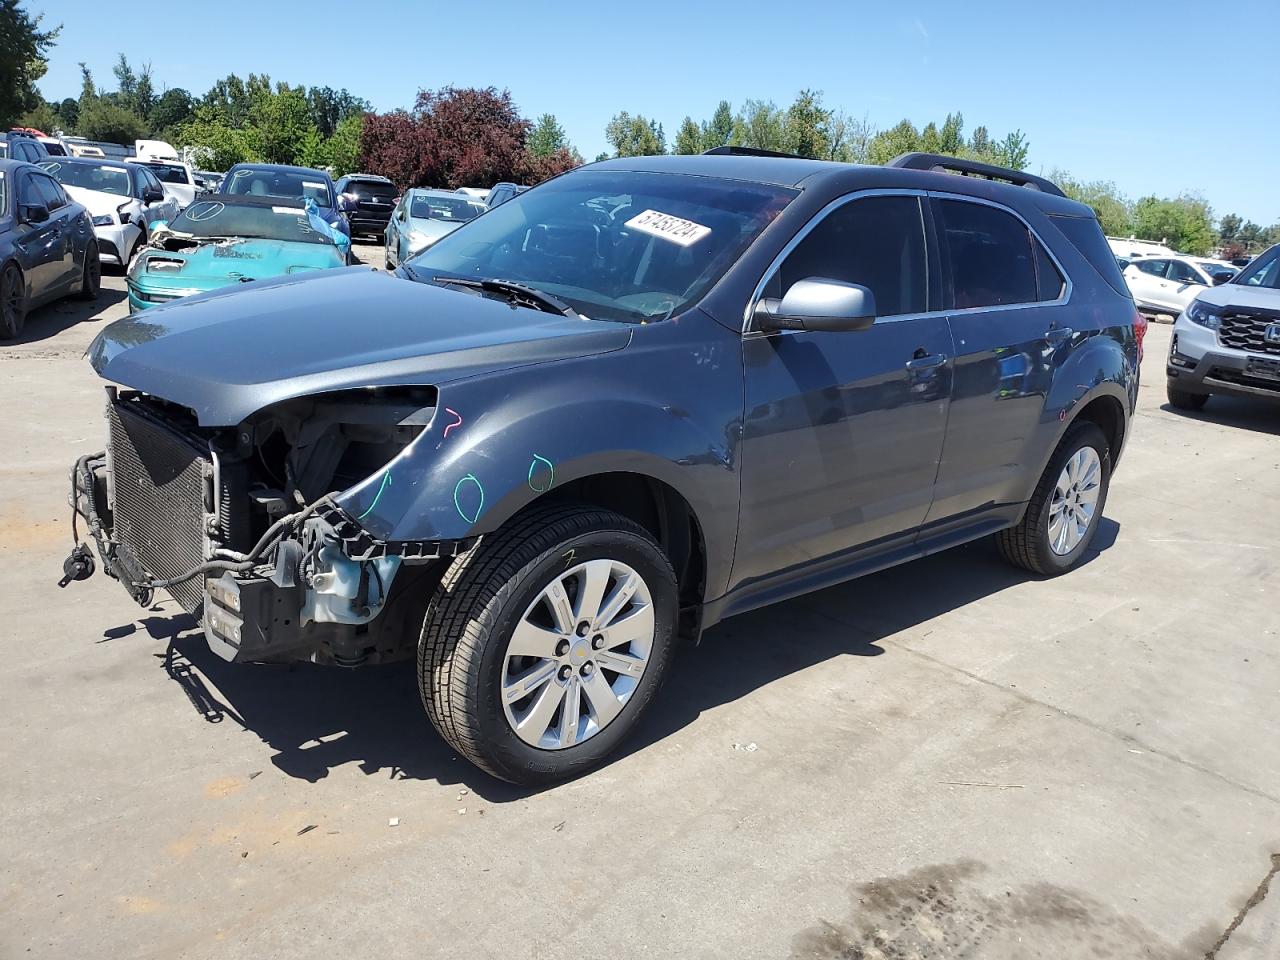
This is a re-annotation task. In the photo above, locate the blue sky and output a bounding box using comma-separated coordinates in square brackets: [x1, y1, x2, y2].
[30, 0, 1280, 225]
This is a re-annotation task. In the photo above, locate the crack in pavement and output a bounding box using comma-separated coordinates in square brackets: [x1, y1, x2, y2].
[1204, 853, 1280, 959]
[812, 609, 1280, 808]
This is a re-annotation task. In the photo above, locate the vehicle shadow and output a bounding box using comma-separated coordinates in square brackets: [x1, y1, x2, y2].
[122, 519, 1118, 802]
[1160, 399, 1280, 437]
[12, 286, 128, 345]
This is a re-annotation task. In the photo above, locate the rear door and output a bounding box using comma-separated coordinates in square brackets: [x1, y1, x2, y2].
[923, 195, 1073, 523]
[734, 192, 953, 588]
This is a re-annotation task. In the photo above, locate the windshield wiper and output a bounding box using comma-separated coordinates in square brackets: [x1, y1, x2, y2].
[432, 276, 579, 318]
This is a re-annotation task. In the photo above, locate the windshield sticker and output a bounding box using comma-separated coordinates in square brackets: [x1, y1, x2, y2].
[272, 206, 303, 215]
[186, 201, 224, 221]
[624, 209, 712, 247]
[230, 169, 251, 178]
[302, 181, 325, 190]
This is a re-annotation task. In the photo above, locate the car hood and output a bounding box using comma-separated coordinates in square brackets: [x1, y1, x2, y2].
[131, 238, 344, 287]
[90, 267, 631, 425]
[407, 217, 468, 240]
[1194, 283, 1280, 312]
[63, 184, 134, 217]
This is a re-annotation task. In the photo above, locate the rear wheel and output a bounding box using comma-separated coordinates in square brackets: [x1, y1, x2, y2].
[0, 263, 26, 339]
[418, 504, 678, 785]
[78, 242, 101, 300]
[1166, 380, 1208, 411]
[996, 422, 1110, 576]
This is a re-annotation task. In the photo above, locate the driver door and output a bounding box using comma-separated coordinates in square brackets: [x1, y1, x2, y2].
[733, 193, 953, 591]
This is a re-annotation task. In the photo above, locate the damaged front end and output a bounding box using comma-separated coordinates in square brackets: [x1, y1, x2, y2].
[67, 386, 470, 666]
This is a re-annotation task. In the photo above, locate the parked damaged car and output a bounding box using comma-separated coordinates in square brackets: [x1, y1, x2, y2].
[383, 188, 484, 269]
[38, 157, 178, 267]
[65, 152, 1139, 785]
[126, 195, 349, 310]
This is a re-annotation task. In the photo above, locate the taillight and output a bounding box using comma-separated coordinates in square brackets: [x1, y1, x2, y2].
[1134, 309, 1148, 361]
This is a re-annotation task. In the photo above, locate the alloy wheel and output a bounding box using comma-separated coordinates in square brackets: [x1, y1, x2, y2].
[1048, 446, 1101, 555]
[501, 558, 655, 750]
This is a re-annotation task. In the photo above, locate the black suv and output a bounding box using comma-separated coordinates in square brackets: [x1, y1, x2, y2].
[334, 173, 399, 238]
[67, 151, 1140, 784]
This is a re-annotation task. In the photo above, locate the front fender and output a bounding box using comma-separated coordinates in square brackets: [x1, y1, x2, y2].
[337, 323, 744, 594]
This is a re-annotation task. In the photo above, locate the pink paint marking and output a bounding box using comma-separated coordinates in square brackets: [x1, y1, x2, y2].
[443, 408, 463, 438]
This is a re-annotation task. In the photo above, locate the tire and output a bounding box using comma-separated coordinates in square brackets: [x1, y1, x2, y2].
[0, 262, 26, 339]
[996, 421, 1111, 576]
[1166, 380, 1208, 411]
[78, 242, 101, 300]
[419, 503, 678, 785]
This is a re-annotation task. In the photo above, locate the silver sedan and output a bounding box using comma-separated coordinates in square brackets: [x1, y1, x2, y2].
[384, 189, 485, 269]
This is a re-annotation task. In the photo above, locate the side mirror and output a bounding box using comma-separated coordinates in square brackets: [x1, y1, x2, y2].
[755, 278, 877, 333]
[143, 186, 165, 204]
[1213, 273, 1231, 286]
[20, 203, 50, 224]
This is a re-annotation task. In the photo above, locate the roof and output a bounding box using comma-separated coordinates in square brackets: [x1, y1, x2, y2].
[409, 188, 483, 199]
[43, 155, 132, 170]
[586, 153, 1092, 216]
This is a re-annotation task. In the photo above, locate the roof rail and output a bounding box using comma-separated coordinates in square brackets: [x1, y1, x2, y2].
[888, 152, 1065, 198]
[702, 145, 807, 160]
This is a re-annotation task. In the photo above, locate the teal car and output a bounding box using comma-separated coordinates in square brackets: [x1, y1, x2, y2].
[127, 195, 349, 310]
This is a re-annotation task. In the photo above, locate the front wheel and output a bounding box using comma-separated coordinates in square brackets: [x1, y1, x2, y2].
[1166, 381, 1208, 411]
[996, 421, 1111, 576]
[418, 504, 678, 785]
[78, 241, 101, 300]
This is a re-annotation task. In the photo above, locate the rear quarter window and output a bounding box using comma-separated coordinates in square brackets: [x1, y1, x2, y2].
[1048, 214, 1129, 296]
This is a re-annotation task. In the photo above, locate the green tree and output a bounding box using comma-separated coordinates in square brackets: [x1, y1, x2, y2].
[55, 96, 78, 130]
[1218, 213, 1242, 246]
[528, 113, 569, 157]
[18, 99, 58, 133]
[1132, 194, 1216, 255]
[327, 112, 364, 177]
[701, 100, 734, 151]
[939, 112, 964, 154]
[1, 1, 60, 129]
[1052, 170, 1132, 236]
[250, 84, 319, 164]
[969, 125, 990, 157]
[782, 89, 830, 158]
[149, 88, 194, 133]
[177, 105, 257, 169]
[994, 129, 1030, 170]
[673, 116, 702, 155]
[867, 119, 920, 165]
[604, 112, 665, 157]
[295, 125, 329, 169]
[731, 99, 786, 152]
[77, 97, 147, 143]
[919, 121, 941, 154]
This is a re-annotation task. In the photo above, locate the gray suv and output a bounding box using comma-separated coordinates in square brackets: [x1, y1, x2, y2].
[1166, 243, 1280, 410]
[65, 150, 1140, 784]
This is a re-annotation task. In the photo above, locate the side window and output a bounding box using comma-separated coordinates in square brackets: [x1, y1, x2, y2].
[1033, 240, 1065, 301]
[16, 172, 40, 208]
[1167, 260, 1202, 284]
[766, 195, 928, 317]
[936, 199, 1038, 308]
[32, 173, 67, 210]
[1137, 259, 1169, 277]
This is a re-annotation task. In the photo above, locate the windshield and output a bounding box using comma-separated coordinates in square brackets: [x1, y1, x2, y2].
[40, 160, 132, 196]
[165, 199, 334, 245]
[406, 170, 796, 322]
[1234, 247, 1280, 289]
[147, 163, 189, 184]
[225, 168, 333, 207]
[410, 194, 482, 222]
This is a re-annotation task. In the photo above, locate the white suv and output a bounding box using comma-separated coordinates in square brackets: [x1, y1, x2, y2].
[1125, 255, 1232, 315]
[1166, 244, 1280, 410]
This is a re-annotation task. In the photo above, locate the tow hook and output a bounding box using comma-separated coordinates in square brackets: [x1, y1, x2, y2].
[57, 544, 96, 588]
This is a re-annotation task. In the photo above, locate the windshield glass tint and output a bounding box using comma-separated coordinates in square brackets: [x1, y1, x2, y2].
[169, 200, 333, 245]
[225, 168, 332, 207]
[410, 195, 482, 221]
[40, 161, 131, 196]
[408, 170, 796, 322]
[1235, 249, 1280, 288]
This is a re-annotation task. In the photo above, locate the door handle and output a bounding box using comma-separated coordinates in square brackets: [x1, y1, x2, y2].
[905, 352, 947, 371]
[1046, 326, 1074, 343]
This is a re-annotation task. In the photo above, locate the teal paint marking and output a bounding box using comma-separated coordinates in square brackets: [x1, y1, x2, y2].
[528, 454, 555, 493]
[356, 471, 392, 521]
[454, 474, 485, 524]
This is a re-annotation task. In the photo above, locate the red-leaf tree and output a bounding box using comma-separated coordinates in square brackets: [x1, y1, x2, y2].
[360, 86, 579, 190]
